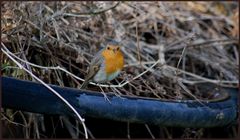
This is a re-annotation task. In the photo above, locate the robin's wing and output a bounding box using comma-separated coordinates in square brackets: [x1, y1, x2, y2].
[90, 47, 105, 65]
[87, 48, 105, 79]
[85, 57, 103, 82]
[80, 50, 104, 89]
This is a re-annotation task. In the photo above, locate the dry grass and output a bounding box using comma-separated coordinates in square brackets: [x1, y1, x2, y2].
[1, 1, 238, 138]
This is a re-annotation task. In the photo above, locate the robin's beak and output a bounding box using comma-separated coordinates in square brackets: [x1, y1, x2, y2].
[113, 48, 117, 53]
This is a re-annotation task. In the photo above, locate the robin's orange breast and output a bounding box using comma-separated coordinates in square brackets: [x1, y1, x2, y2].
[102, 50, 124, 75]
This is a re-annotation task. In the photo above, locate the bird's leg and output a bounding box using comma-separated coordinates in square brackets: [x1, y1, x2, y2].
[102, 92, 111, 103]
[106, 81, 122, 98]
[99, 86, 111, 104]
[110, 86, 124, 99]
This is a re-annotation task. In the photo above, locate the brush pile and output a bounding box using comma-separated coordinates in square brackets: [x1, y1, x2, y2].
[2, 1, 239, 100]
[1, 1, 239, 139]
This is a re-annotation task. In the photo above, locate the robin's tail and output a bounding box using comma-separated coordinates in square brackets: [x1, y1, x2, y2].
[80, 78, 90, 89]
[80, 80, 89, 89]
[80, 67, 98, 89]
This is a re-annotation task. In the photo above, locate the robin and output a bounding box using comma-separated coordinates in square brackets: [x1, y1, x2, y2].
[80, 42, 124, 89]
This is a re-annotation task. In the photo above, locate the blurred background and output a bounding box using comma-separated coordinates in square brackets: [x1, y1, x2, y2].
[1, 1, 239, 138]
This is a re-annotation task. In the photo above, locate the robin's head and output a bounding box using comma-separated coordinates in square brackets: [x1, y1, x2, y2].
[102, 43, 124, 61]
[105, 44, 121, 54]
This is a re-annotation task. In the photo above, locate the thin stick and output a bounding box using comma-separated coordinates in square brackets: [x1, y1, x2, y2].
[144, 124, 155, 139]
[127, 122, 131, 139]
[63, 2, 120, 16]
[167, 65, 238, 84]
[136, 19, 142, 67]
[1, 113, 27, 127]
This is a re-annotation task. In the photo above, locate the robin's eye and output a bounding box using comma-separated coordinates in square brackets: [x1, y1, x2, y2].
[107, 47, 110, 50]
[116, 47, 120, 51]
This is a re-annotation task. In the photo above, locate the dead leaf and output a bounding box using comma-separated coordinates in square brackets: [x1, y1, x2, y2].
[231, 8, 239, 38]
